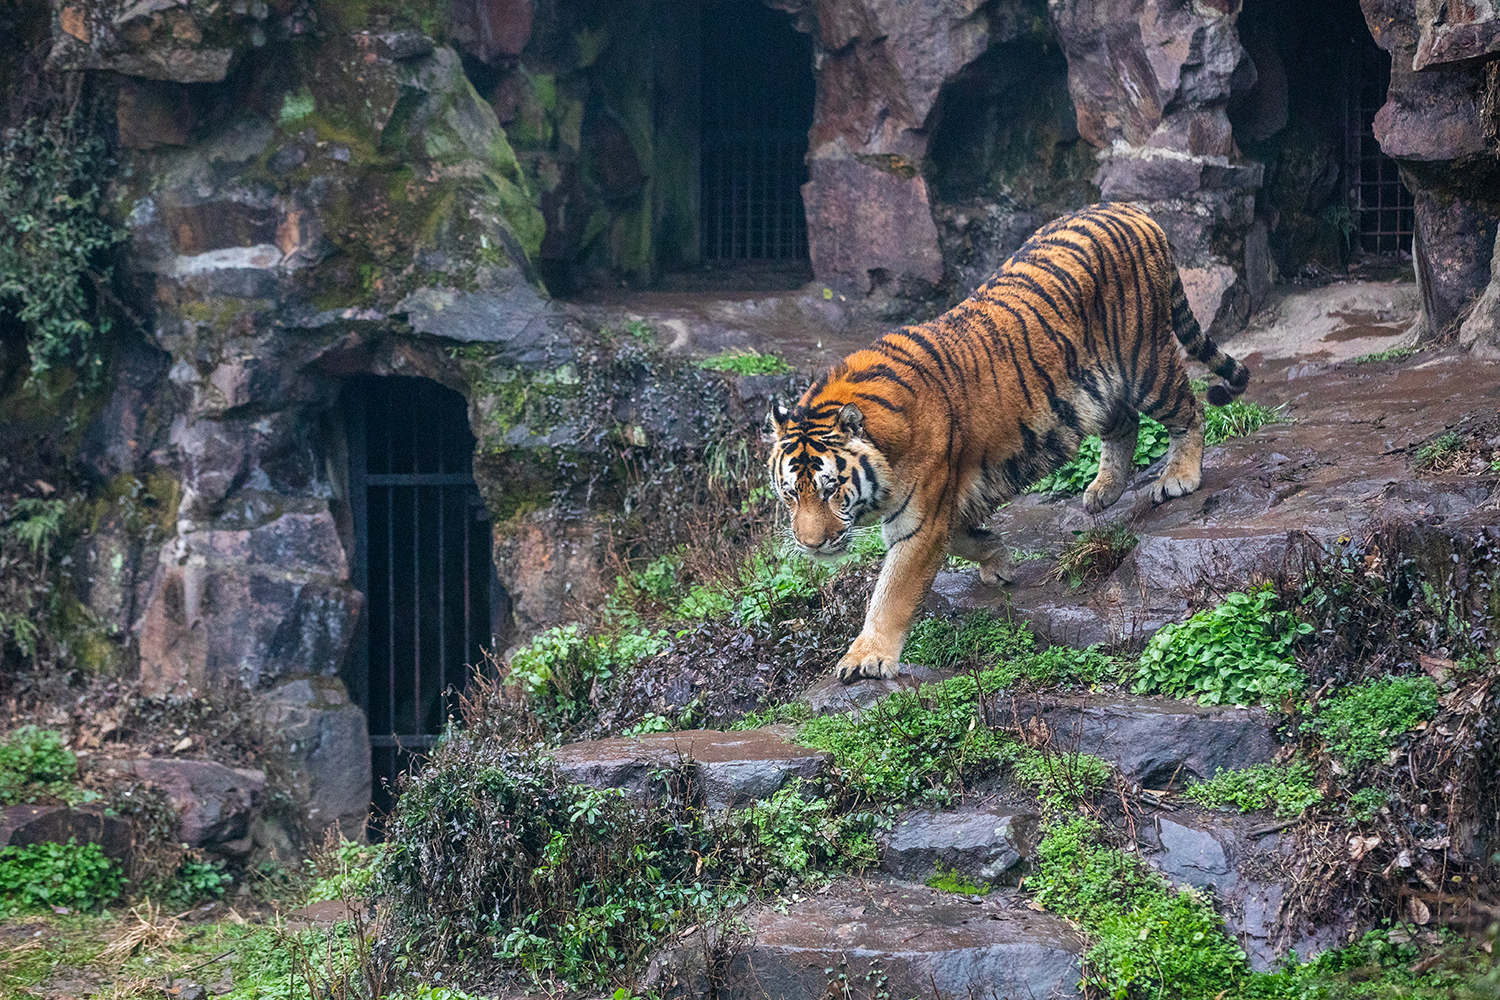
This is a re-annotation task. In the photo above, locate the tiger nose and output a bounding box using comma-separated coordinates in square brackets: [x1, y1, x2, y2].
[792, 510, 826, 547]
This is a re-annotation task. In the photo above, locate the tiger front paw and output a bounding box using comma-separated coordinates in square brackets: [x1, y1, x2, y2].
[1150, 468, 1200, 505]
[835, 634, 902, 684]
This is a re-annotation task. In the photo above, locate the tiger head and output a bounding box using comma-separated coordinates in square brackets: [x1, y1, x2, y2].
[767, 400, 891, 557]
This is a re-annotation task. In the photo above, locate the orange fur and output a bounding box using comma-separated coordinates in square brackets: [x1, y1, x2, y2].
[767, 203, 1250, 682]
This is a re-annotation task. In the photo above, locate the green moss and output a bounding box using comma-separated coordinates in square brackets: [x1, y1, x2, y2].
[278, 86, 316, 125]
[696, 349, 794, 376]
[926, 868, 990, 895]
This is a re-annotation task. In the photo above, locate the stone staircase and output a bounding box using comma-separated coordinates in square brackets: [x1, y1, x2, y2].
[545, 672, 1305, 997]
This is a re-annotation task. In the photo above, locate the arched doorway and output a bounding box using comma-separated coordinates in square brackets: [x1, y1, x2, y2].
[341, 375, 499, 819]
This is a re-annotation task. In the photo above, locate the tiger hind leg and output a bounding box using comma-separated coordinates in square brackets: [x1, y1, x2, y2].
[948, 525, 1013, 585]
[1145, 373, 1206, 505]
[1083, 411, 1139, 515]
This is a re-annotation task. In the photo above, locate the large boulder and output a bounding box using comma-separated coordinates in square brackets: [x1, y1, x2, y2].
[992, 693, 1279, 788]
[260, 678, 373, 841]
[653, 879, 1082, 999]
[97, 758, 266, 849]
[1, 804, 134, 860]
[1362, 0, 1500, 339]
[135, 505, 363, 696]
[880, 806, 1040, 884]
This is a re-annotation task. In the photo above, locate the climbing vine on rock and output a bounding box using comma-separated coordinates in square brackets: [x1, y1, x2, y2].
[0, 108, 126, 383]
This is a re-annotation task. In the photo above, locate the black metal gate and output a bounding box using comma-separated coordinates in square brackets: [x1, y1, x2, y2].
[343, 375, 495, 820]
[699, 1, 814, 262]
[1345, 43, 1414, 255]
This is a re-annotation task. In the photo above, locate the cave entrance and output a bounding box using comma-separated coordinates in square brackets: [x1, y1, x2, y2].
[1234, 0, 1414, 277]
[696, 0, 813, 272]
[1344, 43, 1414, 255]
[342, 375, 496, 822]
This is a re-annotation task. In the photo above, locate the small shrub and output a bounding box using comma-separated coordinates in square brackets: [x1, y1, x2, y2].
[1004, 746, 1112, 812]
[1134, 588, 1311, 706]
[1305, 675, 1439, 770]
[507, 625, 668, 726]
[798, 675, 1002, 803]
[1183, 762, 1324, 817]
[1048, 524, 1138, 587]
[168, 856, 234, 908]
[926, 868, 989, 894]
[1351, 346, 1419, 364]
[1087, 886, 1247, 999]
[734, 781, 876, 876]
[0, 726, 77, 804]
[1026, 817, 1160, 921]
[1346, 786, 1390, 823]
[1030, 397, 1283, 496]
[1027, 817, 1247, 999]
[902, 610, 1033, 671]
[1030, 417, 1170, 495]
[1412, 431, 1469, 473]
[306, 837, 388, 904]
[1014, 644, 1124, 688]
[1203, 399, 1283, 445]
[696, 348, 793, 376]
[0, 839, 124, 913]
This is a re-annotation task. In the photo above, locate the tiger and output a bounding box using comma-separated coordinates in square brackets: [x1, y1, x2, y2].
[767, 202, 1251, 683]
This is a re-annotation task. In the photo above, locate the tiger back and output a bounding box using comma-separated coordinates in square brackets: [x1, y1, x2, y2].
[767, 202, 1250, 683]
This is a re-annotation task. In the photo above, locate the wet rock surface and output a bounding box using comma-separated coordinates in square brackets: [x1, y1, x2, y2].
[801, 664, 948, 718]
[697, 879, 1082, 1000]
[550, 729, 831, 811]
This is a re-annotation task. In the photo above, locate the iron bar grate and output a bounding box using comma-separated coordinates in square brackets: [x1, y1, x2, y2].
[699, 1, 813, 262]
[1346, 43, 1414, 255]
[344, 375, 494, 824]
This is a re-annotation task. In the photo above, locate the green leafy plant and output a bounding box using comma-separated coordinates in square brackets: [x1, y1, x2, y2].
[926, 867, 990, 895]
[1134, 588, 1311, 706]
[168, 856, 234, 908]
[797, 675, 1002, 804]
[1027, 817, 1247, 999]
[1346, 786, 1390, 823]
[902, 610, 1033, 670]
[1183, 762, 1324, 817]
[696, 348, 793, 376]
[1004, 745, 1112, 812]
[1305, 675, 1439, 770]
[0, 726, 78, 804]
[735, 781, 876, 876]
[507, 624, 668, 726]
[0, 112, 126, 380]
[1048, 523, 1138, 587]
[1351, 346, 1419, 364]
[1031, 398, 1283, 496]
[0, 839, 124, 913]
[1411, 431, 1470, 474]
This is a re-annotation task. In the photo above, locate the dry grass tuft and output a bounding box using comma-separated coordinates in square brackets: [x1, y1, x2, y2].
[1048, 523, 1138, 588]
[99, 900, 183, 964]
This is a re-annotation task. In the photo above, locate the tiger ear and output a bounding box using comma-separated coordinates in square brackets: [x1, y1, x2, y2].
[766, 399, 790, 441]
[837, 402, 864, 440]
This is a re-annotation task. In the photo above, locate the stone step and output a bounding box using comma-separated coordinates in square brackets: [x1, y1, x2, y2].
[654, 878, 1081, 999]
[880, 805, 1041, 885]
[550, 728, 830, 811]
[990, 692, 1279, 788]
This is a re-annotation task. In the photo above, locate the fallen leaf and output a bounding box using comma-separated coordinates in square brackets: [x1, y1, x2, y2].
[60, 7, 90, 41]
[1409, 897, 1431, 925]
[171, 736, 193, 753]
[1347, 835, 1380, 861]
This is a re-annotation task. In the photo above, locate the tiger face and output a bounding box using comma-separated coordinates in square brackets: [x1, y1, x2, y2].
[767, 400, 891, 557]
